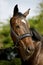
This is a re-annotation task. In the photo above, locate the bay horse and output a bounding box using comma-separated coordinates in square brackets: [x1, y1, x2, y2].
[10, 5, 43, 65]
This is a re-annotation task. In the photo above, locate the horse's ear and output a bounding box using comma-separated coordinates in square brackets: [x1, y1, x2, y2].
[13, 4, 19, 16]
[23, 8, 30, 17]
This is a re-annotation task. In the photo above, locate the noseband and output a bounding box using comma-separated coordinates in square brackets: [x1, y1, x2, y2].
[10, 25, 33, 47]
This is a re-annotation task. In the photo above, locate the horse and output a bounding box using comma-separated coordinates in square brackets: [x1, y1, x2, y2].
[10, 5, 43, 65]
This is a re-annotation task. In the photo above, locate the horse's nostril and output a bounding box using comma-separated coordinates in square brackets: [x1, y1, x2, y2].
[26, 47, 34, 54]
[28, 48, 31, 51]
[28, 47, 34, 51]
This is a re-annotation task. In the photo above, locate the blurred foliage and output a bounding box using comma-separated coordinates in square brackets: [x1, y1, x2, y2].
[0, 23, 13, 48]
[0, 58, 21, 65]
[0, 1, 43, 65]
[28, 1, 43, 34]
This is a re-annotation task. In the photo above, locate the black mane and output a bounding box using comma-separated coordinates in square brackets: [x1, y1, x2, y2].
[30, 28, 42, 41]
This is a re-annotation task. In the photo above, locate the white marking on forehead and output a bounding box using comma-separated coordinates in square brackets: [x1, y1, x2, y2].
[21, 19, 26, 24]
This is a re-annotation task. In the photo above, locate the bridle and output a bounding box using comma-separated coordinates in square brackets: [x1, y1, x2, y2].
[10, 25, 33, 47]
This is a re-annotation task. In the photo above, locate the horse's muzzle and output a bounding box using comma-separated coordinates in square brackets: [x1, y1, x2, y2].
[26, 46, 35, 55]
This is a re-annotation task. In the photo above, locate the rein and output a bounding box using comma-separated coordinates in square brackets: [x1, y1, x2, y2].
[10, 25, 33, 46]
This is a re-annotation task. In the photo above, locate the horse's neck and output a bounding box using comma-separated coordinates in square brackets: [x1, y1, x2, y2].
[28, 41, 41, 65]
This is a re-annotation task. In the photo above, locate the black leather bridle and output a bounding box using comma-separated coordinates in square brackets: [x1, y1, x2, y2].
[10, 25, 33, 47]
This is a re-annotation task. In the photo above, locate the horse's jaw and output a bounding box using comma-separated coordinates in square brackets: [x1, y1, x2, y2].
[18, 46, 34, 61]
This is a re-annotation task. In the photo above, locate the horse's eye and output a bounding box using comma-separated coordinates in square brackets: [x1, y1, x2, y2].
[16, 25, 20, 28]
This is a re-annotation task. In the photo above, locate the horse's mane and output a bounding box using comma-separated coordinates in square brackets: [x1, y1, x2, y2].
[30, 28, 42, 41]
